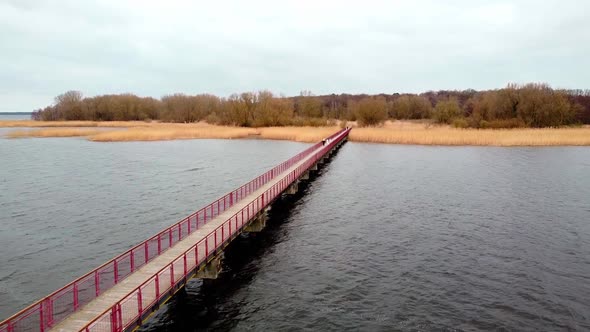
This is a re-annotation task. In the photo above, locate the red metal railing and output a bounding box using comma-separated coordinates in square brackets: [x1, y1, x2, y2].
[80, 128, 350, 332]
[0, 129, 349, 332]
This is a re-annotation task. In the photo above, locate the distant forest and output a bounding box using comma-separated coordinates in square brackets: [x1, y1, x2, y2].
[32, 84, 590, 128]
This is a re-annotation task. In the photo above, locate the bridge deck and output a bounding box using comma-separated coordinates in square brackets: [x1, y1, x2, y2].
[51, 140, 334, 332]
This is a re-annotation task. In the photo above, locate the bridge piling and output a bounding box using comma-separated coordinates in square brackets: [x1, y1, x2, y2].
[244, 209, 268, 233]
[286, 182, 299, 195]
[195, 254, 223, 279]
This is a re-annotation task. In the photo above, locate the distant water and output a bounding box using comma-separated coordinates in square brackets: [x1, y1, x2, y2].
[1, 134, 589, 331]
[0, 113, 31, 120]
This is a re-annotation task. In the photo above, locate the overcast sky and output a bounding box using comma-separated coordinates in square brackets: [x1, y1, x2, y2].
[1, 0, 589, 112]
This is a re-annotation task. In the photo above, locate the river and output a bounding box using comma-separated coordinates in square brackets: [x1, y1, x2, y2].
[0, 131, 589, 331]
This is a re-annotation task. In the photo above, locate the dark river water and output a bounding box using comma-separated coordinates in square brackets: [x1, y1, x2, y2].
[1, 131, 589, 331]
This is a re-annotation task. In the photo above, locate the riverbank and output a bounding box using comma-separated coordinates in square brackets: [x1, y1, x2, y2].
[2, 120, 590, 146]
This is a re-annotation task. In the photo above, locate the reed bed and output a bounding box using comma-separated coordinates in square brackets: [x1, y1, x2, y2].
[89, 126, 257, 142]
[3, 120, 589, 146]
[349, 126, 590, 146]
[257, 126, 341, 143]
[0, 120, 161, 128]
[6, 128, 104, 138]
[89, 125, 337, 142]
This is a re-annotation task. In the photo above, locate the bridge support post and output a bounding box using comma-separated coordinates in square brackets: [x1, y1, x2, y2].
[300, 172, 309, 180]
[244, 209, 268, 232]
[195, 254, 223, 279]
[286, 182, 298, 195]
[310, 163, 318, 171]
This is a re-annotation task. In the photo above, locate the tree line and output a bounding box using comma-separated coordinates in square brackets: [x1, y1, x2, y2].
[32, 84, 590, 128]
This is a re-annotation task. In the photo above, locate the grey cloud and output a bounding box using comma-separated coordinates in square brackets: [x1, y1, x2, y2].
[1, 0, 589, 112]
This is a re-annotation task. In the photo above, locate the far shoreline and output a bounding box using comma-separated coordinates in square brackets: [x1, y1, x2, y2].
[1, 120, 589, 147]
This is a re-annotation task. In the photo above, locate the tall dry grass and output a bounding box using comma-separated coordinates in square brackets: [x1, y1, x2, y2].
[89, 125, 257, 142]
[3, 120, 590, 146]
[0, 120, 160, 128]
[2, 121, 257, 141]
[6, 128, 104, 138]
[349, 122, 590, 146]
[3, 122, 342, 143]
[257, 126, 341, 143]
[90, 126, 342, 142]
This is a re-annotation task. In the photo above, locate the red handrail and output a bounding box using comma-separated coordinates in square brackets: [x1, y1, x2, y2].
[81, 129, 349, 332]
[0, 128, 350, 332]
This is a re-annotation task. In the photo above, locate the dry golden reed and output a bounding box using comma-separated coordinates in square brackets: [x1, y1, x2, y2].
[89, 126, 257, 142]
[349, 126, 590, 146]
[6, 128, 103, 138]
[256, 126, 342, 143]
[0, 120, 157, 128]
[89, 126, 340, 142]
[3, 120, 590, 146]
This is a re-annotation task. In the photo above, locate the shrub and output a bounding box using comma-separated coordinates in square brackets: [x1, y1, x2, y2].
[479, 120, 490, 129]
[433, 97, 461, 124]
[452, 118, 469, 128]
[390, 95, 432, 119]
[349, 97, 388, 126]
[477, 118, 526, 129]
[517, 84, 576, 127]
[291, 117, 327, 127]
[205, 112, 221, 125]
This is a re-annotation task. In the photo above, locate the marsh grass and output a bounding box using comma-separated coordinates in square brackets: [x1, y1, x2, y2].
[257, 127, 341, 142]
[89, 126, 257, 141]
[0, 120, 156, 128]
[6, 128, 104, 138]
[3, 120, 589, 146]
[349, 122, 590, 146]
[90, 126, 341, 142]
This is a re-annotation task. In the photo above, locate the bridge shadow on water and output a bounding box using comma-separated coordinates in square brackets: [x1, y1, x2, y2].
[138, 150, 341, 331]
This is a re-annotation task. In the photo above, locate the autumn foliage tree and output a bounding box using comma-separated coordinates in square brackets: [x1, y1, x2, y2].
[348, 96, 388, 126]
[460, 84, 579, 128]
[252, 91, 294, 126]
[390, 95, 432, 119]
[433, 97, 461, 124]
[31, 83, 589, 128]
[295, 91, 323, 118]
[55, 90, 83, 120]
[516, 84, 575, 127]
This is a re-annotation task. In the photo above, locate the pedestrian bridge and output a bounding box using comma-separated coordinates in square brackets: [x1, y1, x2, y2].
[1, 128, 351, 332]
